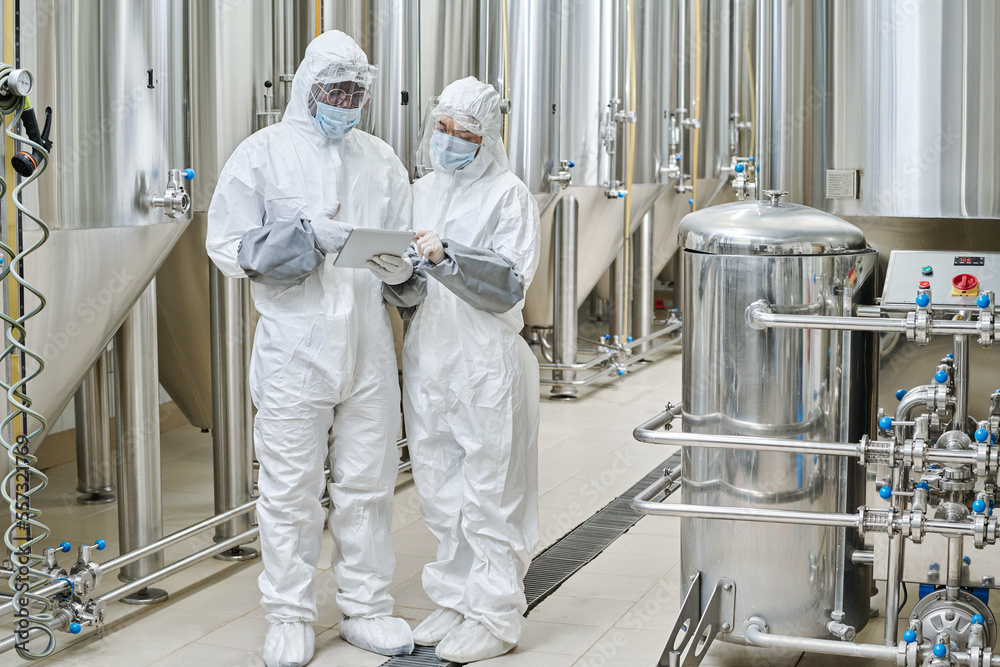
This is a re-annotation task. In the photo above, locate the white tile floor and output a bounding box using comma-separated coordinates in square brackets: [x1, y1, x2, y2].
[0, 347, 937, 667]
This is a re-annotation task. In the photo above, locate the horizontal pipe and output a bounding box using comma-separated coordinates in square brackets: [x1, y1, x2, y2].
[623, 320, 682, 349]
[750, 306, 990, 337]
[633, 406, 861, 457]
[631, 474, 861, 528]
[852, 550, 875, 565]
[538, 349, 617, 372]
[98, 527, 259, 604]
[744, 622, 898, 661]
[101, 498, 258, 573]
[539, 322, 682, 373]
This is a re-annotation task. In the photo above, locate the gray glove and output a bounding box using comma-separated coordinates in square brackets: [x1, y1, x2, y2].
[366, 253, 414, 285]
[310, 218, 354, 254]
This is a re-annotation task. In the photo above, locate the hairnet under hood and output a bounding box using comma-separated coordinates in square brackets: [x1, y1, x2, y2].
[433, 77, 509, 170]
[283, 30, 376, 134]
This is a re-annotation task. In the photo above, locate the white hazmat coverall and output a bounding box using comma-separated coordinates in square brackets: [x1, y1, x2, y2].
[206, 30, 412, 664]
[385, 77, 541, 662]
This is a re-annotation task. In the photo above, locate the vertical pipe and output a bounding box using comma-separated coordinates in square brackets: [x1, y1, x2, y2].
[115, 281, 168, 604]
[730, 0, 742, 157]
[632, 210, 654, 356]
[209, 268, 258, 561]
[371, 0, 421, 176]
[946, 536, 963, 600]
[75, 352, 115, 505]
[883, 464, 903, 645]
[754, 0, 773, 197]
[551, 195, 578, 400]
[953, 334, 969, 430]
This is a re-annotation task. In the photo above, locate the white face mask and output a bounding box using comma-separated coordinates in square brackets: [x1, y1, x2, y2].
[430, 131, 480, 171]
[312, 102, 362, 138]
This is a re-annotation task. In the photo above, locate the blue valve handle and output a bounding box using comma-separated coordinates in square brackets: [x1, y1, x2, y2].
[916, 293, 930, 308]
[902, 629, 916, 643]
[878, 485, 892, 500]
[567, 161, 575, 168]
[69, 622, 81, 634]
[181, 168, 195, 181]
[734, 163, 745, 173]
[973, 499, 987, 513]
[94, 539, 106, 551]
[934, 370, 948, 384]
[946, 353, 954, 359]
[688, 199, 694, 205]
[964, 555, 972, 565]
[972, 614, 985, 625]
[626, 336, 633, 342]
[895, 389, 907, 401]
[932, 643, 947, 658]
[879, 416, 893, 431]
[915, 482, 930, 491]
[617, 369, 625, 376]
[976, 428, 989, 443]
[748, 157, 755, 162]
[59, 541, 71, 553]
[978, 294, 991, 309]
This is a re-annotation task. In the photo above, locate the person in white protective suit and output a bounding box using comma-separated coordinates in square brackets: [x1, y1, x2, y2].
[375, 76, 541, 663]
[205, 31, 416, 667]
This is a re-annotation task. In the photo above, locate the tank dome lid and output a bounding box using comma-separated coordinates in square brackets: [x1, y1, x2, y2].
[678, 191, 867, 256]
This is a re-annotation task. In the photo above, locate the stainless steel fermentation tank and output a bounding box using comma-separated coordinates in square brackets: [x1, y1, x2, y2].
[9, 0, 189, 457]
[756, 0, 1000, 412]
[679, 196, 877, 658]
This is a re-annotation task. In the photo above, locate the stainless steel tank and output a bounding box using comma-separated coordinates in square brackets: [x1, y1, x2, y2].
[17, 0, 190, 443]
[678, 194, 877, 656]
[757, 0, 1000, 412]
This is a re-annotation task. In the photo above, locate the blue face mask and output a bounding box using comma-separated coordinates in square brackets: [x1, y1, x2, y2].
[312, 101, 361, 139]
[430, 131, 480, 171]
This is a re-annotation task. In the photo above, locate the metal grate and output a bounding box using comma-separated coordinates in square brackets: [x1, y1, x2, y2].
[381, 453, 682, 667]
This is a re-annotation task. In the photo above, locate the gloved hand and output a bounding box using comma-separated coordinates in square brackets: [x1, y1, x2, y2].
[310, 218, 354, 254]
[415, 230, 445, 264]
[367, 253, 414, 285]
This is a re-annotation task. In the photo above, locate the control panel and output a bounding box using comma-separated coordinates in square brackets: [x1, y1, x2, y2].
[882, 250, 1000, 312]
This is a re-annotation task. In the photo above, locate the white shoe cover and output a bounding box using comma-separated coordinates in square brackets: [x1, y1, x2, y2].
[339, 615, 414, 656]
[435, 619, 515, 663]
[263, 621, 315, 667]
[412, 607, 464, 646]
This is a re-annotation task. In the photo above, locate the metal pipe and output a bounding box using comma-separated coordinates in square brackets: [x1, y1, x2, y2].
[883, 465, 903, 645]
[852, 550, 875, 565]
[209, 267, 257, 559]
[625, 317, 681, 349]
[75, 352, 114, 504]
[946, 535, 963, 599]
[750, 306, 994, 337]
[895, 385, 938, 441]
[98, 526, 259, 605]
[632, 210, 654, 356]
[633, 405, 861, 457]
[538, 332, 681, 387]
[539, 319, 681, 373]
[954, 334, 970, 430]
[114, 282, 167, 604]
[551, 195, 579, 399]
[744, 622, 898, 661]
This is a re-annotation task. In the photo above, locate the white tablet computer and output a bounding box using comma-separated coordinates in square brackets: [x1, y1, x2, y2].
[332, 229, 415, 269]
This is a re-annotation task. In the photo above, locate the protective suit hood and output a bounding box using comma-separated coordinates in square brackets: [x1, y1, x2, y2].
[284, 30, 376, 137]
[432, 76, 509, 175]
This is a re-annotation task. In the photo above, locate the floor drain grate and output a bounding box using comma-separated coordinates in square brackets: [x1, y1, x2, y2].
[381, 452, 681, 666]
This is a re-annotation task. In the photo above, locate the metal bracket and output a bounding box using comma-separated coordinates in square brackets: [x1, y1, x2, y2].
[659, 574, 736, 667]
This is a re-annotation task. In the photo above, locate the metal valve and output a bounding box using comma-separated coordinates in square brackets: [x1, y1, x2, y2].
[150, 168, 194, 218]
[549, 159, 574, 189]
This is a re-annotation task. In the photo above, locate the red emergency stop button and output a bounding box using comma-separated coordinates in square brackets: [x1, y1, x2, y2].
[952, 273, 979, 296]
[919, 281, 930, 289]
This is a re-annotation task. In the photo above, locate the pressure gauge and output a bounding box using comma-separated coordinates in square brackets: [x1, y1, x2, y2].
[5, 69, 32, 97]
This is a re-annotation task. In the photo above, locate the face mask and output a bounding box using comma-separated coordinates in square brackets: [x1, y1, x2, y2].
[312, 101, 361, 139]
[430, 131, 480, 171]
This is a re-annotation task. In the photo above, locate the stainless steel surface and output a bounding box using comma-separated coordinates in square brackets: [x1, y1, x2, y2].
[678, 199, 867, 255]
[883, 465, 904, 645]
[631, 211, 653, 356]
[74, 353, 114, 504]
[18, 0, 190, 445]
[909, 588, 995, 653]
[114, 282, 164, 586]
[156, 0, 273, 432]
[679, 200, 877, 642]
[882, 251, 1000, 311]
[327, 1, 420, 175]
[501, 0, 561, 195]
[551, 195, 579, 398]
[209, 268, 256, 551]
[954, 335, 970, 433]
